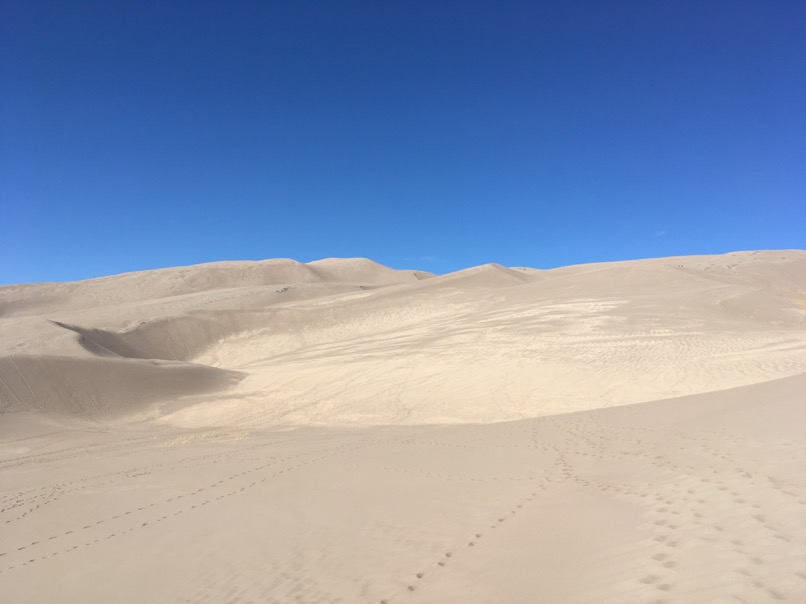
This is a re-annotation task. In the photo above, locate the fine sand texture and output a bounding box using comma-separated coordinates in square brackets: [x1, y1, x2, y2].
[1, 251, 805, 602]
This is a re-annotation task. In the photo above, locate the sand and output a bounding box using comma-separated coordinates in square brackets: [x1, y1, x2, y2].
[1, 251, 805, 602]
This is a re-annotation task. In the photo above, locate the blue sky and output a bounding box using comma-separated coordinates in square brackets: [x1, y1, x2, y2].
[2, 1, 804, 283]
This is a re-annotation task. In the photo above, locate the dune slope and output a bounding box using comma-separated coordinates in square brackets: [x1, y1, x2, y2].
[1, 372, 804, 603]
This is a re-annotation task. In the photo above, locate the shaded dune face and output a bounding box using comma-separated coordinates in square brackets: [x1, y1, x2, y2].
[50, 317, 258, 362]
[0, 355, 242, 417]
[0, 251, 804, 422]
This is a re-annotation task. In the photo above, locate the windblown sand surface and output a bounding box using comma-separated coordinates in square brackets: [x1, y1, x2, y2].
[1, 251, 805, 602]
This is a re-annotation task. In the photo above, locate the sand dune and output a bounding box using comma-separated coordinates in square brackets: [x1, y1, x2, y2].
[0, 257, 431, 318]
[0, 258, 434, 418]
[1, 250, 805, 602]
[2, 250, 804, 422]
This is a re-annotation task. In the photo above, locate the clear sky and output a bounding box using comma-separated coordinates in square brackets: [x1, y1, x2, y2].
[1, 1, 804, 284]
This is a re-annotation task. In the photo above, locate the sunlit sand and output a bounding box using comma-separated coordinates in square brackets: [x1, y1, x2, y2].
[2, 251, 805, 602]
